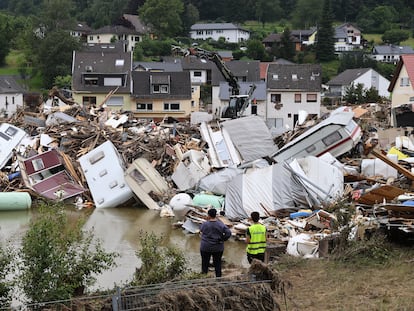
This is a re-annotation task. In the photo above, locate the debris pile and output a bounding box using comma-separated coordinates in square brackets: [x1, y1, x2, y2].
[1, 95, 413, 260]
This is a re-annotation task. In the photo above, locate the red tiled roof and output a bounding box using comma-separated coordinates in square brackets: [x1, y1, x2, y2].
[388, 55, 414, 92]
[259, 63, 269, 80]
[402, 55, 414, 86]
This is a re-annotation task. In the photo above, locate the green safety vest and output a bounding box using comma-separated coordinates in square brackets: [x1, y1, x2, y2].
[246, 223, 267, 255]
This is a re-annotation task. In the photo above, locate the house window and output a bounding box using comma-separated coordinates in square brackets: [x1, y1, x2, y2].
[104, 77, 122, 86]
[89, 35, 93, 40]
[136, 103, 153, 111]
[288, 113, 292, 118]
[152, 84, 169, 93]
[271, 94, 281, 103]
[400, 77, 410, 87]
[164, 102, 180, 111]
[322, 131, 343, 146]
[82, 96, 96, 106]
[216, 30, 223, 34]
[206, 30, 212, 35]
[294, 94, 301, 103]
[196, 30, 203, 35]
[106, 96, 123, 106]
[306, 94, 317, 102]
[84, 76, 98, 85]
[193, 71, 202, 77]
[135, 36, 140, 42]
[191, 100, 195, 107]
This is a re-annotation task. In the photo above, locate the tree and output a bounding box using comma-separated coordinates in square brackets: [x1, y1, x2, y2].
[255, 0, 283, 27]
[182, 3, 199, 34]
[18, 204, 118, 303]
[139, 0, 184, 38]
[278, 27, 296, 61]
[246, 39, 267, 60]
[36, 30, 80, 88]
[382, 29, 410, 45]
[357, 5, 398, 33]
[315, 0, 335, 62]
[291, 0, 323, 28]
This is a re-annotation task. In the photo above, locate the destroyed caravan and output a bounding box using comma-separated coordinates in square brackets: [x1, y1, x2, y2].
[271, 107, 362, 163]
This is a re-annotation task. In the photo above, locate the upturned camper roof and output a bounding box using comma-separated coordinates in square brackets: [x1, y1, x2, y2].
[272, 110, 355, 158]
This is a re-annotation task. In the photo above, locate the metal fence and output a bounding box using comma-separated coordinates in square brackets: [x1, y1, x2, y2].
[7, 275, 270, 311]
[112, 276, 271, 311]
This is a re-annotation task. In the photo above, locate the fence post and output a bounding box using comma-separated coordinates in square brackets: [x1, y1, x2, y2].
[112, 286, 121, 311]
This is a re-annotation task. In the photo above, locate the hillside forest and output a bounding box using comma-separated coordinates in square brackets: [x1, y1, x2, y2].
[0, 0, 413, 89]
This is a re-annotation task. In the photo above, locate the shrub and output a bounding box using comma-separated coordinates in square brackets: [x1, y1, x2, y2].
[17, 203, 118, 304]
[133, 231, 189, 285]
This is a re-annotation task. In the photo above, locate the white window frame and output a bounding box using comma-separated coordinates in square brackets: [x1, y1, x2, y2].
[164, 102, 180, 111]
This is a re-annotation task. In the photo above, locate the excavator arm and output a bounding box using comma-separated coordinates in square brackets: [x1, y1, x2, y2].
[172, 46, 256, 118]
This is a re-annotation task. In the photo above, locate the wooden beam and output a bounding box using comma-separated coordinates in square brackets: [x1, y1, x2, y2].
[370, 149, 414, 183]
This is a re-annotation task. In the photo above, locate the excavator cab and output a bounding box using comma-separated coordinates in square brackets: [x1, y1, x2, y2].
[221, 95, 250, 119]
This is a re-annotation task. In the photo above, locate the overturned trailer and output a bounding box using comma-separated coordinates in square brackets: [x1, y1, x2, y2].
[18, 149, 85, 201]
[272, 108, 362, 163]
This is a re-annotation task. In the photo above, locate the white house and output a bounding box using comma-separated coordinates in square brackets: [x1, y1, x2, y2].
[87, 25, 142, 52]
[326, 68, 390, 100]
[189, 23, 250, 43]
[266, 64, 322, 131]
[334, 23, 362, 52]
[370, 45, 414, 64]
[0, 75, 24, 118]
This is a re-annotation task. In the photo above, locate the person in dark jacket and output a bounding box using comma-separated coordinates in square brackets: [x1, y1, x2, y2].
[199, 208, 232, 277]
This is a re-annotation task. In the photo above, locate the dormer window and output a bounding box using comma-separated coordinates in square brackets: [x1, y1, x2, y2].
[115, 59, 124, 66]
[153, 84, 169, 93]
[150, 75, 170, 94]
[292, 74, 298, 80]
[272, 74, 278, 80]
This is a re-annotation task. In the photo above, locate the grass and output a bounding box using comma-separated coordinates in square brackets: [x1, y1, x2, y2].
[363, 33, 414, 48]
[273, 237, 414, 311]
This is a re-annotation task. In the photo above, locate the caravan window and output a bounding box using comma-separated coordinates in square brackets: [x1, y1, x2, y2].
[32, 159, 45, 171]
[306, 145, 316, 153]
[5, 126, 17, 137]
[322, 131, 343, 146]
[89, 151, 105, 165]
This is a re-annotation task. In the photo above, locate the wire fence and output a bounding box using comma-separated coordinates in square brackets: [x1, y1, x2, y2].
[9, 275, 271, 311]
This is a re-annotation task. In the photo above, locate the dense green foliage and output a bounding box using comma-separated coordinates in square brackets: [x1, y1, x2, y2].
[139, 0, 184, 38]
[343, 83, 382, 105]
[0, 244, 13, 309]
[0, 0, 413, 88]
[18, 204, 118, 304]
[133, 231, 189, 285]
[315, 0, 335, 62]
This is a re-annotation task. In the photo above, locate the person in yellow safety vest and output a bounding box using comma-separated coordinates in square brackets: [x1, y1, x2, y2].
[245, 211, 267, 264]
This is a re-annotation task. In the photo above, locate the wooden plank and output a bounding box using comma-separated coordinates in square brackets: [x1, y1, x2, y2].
[357, 184, 406, 205]
[370, 149, 414, 183]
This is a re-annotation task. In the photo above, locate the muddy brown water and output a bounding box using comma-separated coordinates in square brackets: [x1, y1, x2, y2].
[0, 205, 249, 292]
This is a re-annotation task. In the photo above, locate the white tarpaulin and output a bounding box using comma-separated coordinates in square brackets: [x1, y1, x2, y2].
[224, 156, 344, 221]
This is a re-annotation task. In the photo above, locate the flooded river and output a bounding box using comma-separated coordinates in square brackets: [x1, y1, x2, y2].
[0, 205, 248, 292]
